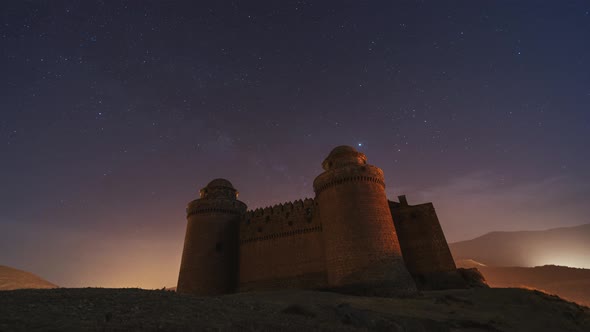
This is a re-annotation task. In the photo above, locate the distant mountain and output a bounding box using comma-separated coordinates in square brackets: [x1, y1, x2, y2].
[456, 261, 590, 307]
[0, 265, 57, 290]
[450, 224, 590, 268]
[456, 259, 487, 268]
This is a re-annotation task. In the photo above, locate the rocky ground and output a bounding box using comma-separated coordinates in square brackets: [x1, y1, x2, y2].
[0, 287, 588, 331]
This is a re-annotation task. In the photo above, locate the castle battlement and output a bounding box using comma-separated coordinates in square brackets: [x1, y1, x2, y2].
[244, 198, 314, 220]
[241, 198, 318, 244]
[177, 146, 459, 295]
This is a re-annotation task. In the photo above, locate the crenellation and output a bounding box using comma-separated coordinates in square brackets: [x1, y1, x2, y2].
[240, 198, 318, 243]
[244, 198, 315, 220]
[313, 174, 386, 194]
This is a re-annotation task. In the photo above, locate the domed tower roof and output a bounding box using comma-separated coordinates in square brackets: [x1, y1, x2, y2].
[206, 178, 235, 189]
[199, 178, 238, 200]
[321, 145, 368, 171]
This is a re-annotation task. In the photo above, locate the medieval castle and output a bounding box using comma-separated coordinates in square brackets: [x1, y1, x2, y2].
[177, 145, 461, 295]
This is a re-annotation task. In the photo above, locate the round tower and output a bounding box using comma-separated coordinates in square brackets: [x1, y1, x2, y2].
[177, 178, 247, 295]
[313, 146, 416, 291]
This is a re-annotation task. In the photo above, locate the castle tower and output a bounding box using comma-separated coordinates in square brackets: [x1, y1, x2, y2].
[389, 196, 459, 289]
[177, 179, 247, 295]
[313, 146, 416, 291]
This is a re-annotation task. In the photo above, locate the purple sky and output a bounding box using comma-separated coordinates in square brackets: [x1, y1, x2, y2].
[1, 1, 589, 288]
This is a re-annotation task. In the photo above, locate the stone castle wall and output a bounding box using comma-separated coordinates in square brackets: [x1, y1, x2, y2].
[238, 199, 328, 291]
[312, 146, 416, 291]
[178, 146, 460, 296]
[389, 197, 457, 277]
[177, 198, 246, 295]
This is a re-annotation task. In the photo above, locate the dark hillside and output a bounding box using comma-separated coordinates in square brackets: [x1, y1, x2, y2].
[0, 287, 588, 331]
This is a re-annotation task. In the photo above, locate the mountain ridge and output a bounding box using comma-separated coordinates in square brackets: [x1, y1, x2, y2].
[0, 265, 58, 290]
[455, 261, 590, 307]
[450, 223, 590, 268]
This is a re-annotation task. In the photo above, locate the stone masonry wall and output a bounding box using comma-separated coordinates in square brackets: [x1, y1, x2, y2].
[389, 199, 457, 277]
[313, 164, 415, 290]
[177, 211, 241, 295]
[238, 198, 328, 291]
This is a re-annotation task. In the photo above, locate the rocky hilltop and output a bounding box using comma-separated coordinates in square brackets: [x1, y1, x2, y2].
[457, 260, 590, 307]
[0, 287, 588, 331]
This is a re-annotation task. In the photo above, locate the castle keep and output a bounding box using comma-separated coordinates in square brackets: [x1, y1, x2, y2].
[177, 146, 458, 295]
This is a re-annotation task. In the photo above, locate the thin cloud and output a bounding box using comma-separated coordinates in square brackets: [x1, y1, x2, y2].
[392, 172, 590, 242]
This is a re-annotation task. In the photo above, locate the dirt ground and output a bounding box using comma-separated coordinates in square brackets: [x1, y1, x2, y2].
[0, 287, 588, 331]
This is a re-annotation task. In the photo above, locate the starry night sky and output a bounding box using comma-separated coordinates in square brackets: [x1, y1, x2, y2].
[1, 1, 589, 288]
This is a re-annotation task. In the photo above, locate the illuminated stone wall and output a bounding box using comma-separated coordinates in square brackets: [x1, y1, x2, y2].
[312, 146, 416, 291]
[238, 199, 327, 290]
[178, 146, 461, 295]
[389, 196, 457, 277]
[177, 180, 246, 295]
